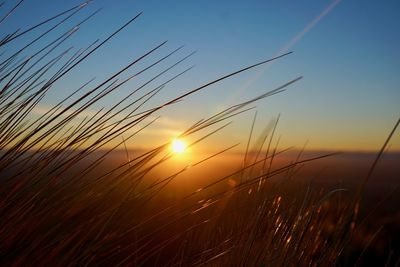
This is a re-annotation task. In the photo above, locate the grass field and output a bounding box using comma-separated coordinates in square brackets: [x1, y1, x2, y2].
[0, 2, 399, 266]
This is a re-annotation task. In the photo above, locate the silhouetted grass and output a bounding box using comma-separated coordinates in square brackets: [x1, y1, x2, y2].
[0, 2, 399, 266]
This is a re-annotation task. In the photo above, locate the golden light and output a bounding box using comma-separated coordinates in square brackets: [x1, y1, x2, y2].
[171, 138, 187, 154]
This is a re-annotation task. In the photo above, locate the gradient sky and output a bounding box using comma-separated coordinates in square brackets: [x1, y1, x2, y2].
[2, 0, 400, 152]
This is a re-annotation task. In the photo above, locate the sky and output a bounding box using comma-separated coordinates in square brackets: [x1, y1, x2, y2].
[1, 0, 400, 152]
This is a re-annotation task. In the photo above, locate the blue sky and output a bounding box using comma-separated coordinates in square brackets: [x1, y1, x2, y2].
[1, 0, 399, 151]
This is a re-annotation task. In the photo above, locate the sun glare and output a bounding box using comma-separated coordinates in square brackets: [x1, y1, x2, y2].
[171, 138, 187, 154]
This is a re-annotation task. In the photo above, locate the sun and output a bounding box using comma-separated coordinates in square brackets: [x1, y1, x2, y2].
[171, 138, 187, 154]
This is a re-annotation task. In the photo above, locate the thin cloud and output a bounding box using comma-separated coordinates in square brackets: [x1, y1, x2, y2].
[225, 0, 342, 104]
[31, 104, 186, 129]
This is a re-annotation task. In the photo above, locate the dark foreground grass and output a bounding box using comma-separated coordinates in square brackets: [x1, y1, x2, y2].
[0, 2, 399, 266]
